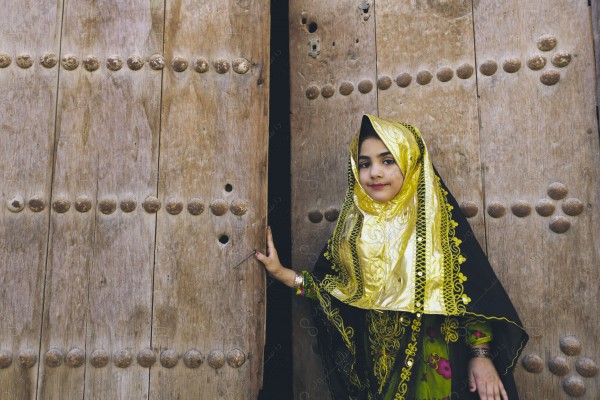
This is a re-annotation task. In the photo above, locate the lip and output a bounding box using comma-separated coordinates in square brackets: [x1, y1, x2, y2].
[369, 183, 388, 190]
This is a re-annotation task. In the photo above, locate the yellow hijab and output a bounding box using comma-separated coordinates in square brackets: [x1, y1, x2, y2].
[321, 114, 469, 315]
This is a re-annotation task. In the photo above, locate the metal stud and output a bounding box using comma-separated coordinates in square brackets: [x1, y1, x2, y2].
[61, 54, 80, 70]
[74, 195, 92, 213]
[527, 55, 547, 71]
[226, 349, 246, 368]
[479, 60, 498, 76]
[510, 200, 531, 217]
[142, 196, 161, 213]
[308, 209, 323, 223]
[207, 350, 225, 369]
[83, 55, 100, 72]
[416, 70, 433, 85]
[549, 216, 570, 233]
[106, 55, 124, 71]
[324, 208, 339, 222]
[44, 348, 64, 367]
[0, 350, 13, 369]
[213, 58, 230, 74]
[52, 197, 71, 213]
[535, 198, 555, 217]
[172, 56, 188, 72]
[395, 73, 412, 88]
[16, 54, 33, 69]
[18, 349, 37, 368]
[166, 198, 183, 215]
[456, 63, 474, 79]
[358, 79, 373, 93]
[502, 58, 521, 73]
[160, 349, 179, 368]
[548, 356, 570, 376]
[98, 198, 117, 215]
[562, 376, 586, 397]
[339, 81, 354, 95]
[377, 76, 392, 90]
[28, 195, 46, 212]
[230, 199, 248, 216]
[540, 70, 560, 86]
[65, 347, 85, 368]
[40, 53, 58, 68]
[137, 348, 156, 368]
[120, 198, 137, 213]
[148, 54, 165, 70]
[7, 195, 25, 213]
[551, 51, 571, 68]
[486, 201, 506, 218]
[0, 53, 11, 68]
[113, 349, 133, 368]
[193, 57, 209, 73]
[562, 198, 584, 216]
[232, 58, 251, 74]
[436, 67, 454, 82]
[127, 55, 144, 71]
[183, 349, 203, 368]
[537, 34, 557, 51]
[559, 336, 582, 356]
[321, 84, 335, 98]
[210, 199, 228, 216]
[305, 85, 320, 100]
[547, 182, 568, 200]
[90, 349, 109, 368]
[187, 198, 205, 216]
[521, 354, 544, 373]
[459, 201, 478, 218]
[575, 357, 598, 378]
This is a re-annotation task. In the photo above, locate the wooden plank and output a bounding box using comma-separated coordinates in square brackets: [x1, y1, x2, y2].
[37, 1, 163, 398]
[375, 1, 485, 243]
[149, 0, 269, 398]
[289, 1, 377, 398]
[0, 1, 62, 399]
[592, 1, 600, 118]
[473, 1, 599, 399]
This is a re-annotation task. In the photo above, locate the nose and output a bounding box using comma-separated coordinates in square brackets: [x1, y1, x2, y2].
[370, 163, 383, 178]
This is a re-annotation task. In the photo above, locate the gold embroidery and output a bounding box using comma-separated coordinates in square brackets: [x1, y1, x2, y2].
[441, 317, 459, 343]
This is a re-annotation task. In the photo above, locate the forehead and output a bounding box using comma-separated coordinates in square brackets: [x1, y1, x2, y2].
[358, 137, 392, 156]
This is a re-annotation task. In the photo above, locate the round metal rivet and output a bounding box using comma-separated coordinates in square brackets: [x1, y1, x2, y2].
[52, 197, 71, 213]
[306, 85, 320, 100]
[172, 56, 188, 72]
[98, 198, 117, 215]
[510, 200, 531, 217]
[120, 198, 137, 213]
[339, 81, 354, 95]
[537, 34, 557, 52]
[358, 79, 373, 93]
[562, 376, 586, 397]
[562, 198, 584, 216]
[61, 54, 79, 71]
[28, 195, 46, 212]
[395, 72, 412, 87]
[503, 58, 521, 73]
[210, 199, 228, 216]
[0, 350, 13, 369]
[308, 210, 323, 223]
[548, 356, 570, 376]
[166, 198, 183, 215]
[113, 349, 133, 368]
[160, 349, 179, 368]
[436, 67, 454, 82]
[226, 349, 246, 368]
[65, 347, 85, 368]
[90, 349, 109, 368]
[540, 70, 560, 86]
[460, 201, 479, 218]
[527, 55, 547, 71]
[213, 58, 230, 74]
[40, 53, 58, 68]
[535, 198, 555, 217]
[193, 57, 209, 73]
[207, 350, 225, 369]
[552, 51, 572, 68]
[547, 182, 568, 200]
[479, 60, 498, 76]
[83, 55, 100, 72]
[232, 58, 251, 74]
[521, 354, 544, 373]
[148, 54, 165, 70]
[74, 195, 92, 213]
[416, 70, 433, 85]
[183, 349, 203, 368]
[230, 199, 248, 216]
[321, 84, 335, 98]
[106, 55, 123, 71]
[45, 348, 64, 367]
[549, 216, 571, 233]
[16, 54, 33, 69]
[377, 75, 392, 90]
[18, 349, 37, 368]
[7, 195, 25, 213]
[187, 198, 205, 216]
[137, 348, 156, 368]
[142, 196, 161, 213]
[560, 336, 582, 356]
[127, 55, 144, 71]
[456, 63, 474, 79]
[324, 208, 339, 222]
[0, 53, 11, 68]
[487, 201, 506, 218]
[575, 357, 598, 377]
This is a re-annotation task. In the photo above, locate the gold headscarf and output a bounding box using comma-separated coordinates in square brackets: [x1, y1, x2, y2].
[321, 115, 469, 315]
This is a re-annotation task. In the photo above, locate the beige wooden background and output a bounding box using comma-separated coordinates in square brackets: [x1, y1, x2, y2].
[290, 1, 600, 399]
[0, 1, 269, 399]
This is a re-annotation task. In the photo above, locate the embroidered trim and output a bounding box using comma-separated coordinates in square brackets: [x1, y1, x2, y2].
[441, 317, 460, 343]
[394, 314, 422, 400]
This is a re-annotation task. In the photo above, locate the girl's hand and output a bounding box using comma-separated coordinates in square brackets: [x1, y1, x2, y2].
[255, 226, 297, 287]
[468, 355, 508, 400]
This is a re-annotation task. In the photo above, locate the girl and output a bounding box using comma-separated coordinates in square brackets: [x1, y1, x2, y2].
[256, 114, 528, 400]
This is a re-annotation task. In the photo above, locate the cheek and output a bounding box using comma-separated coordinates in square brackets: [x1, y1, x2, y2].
[358, 169, 369, 187]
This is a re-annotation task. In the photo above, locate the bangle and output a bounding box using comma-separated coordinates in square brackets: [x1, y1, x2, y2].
[469, 347, 492, 359]
[293, 271, 304, 289]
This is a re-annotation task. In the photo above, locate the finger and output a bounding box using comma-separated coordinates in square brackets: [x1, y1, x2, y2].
[266, 227, 276, 256]
[254, 251, 268, 264]
[468, 370, 476, 392]
[499, 382, 508, 400]
[478, 382, 487, 400]
[493, 382, 500, 400]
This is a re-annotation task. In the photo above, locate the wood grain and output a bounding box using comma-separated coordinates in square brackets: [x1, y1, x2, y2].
[473, 1, 599, 398]
[0, 1, 62, 399]
[149, 0, 269, 398]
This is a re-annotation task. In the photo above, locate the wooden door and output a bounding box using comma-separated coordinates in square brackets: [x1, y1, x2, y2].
[0, 1, 269, 399]
[290, 1, 599, 399]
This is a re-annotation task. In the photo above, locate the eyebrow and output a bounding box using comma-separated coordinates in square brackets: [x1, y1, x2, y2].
[358, 151, 393, 160]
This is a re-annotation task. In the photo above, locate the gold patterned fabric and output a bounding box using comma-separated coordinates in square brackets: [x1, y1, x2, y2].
[322, 114, 467, 315]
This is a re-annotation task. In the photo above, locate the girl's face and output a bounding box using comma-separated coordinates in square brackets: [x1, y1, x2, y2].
[358, 137, 404, 202]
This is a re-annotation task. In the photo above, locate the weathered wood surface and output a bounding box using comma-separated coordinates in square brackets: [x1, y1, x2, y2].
[289, 1, 377, 398]
[474, 1, 599, 399]
[0, 1, 62, 399]
[150, 0, 269, 398]
[592, 1, 599, 121]
[375, 0, 485, 243]
[38, 1, 163, 399]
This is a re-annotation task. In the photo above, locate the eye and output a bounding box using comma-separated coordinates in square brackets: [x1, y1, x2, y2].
[358, 161, 369, 169]
[383, 158, 396, 165]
